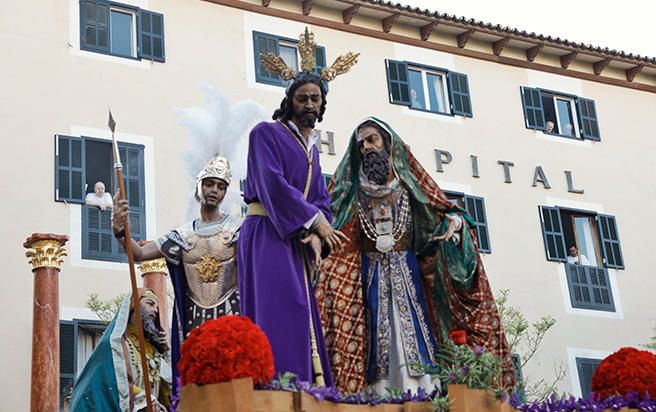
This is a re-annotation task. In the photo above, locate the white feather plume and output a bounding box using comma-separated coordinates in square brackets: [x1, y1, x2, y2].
[176, 83, 266, 221]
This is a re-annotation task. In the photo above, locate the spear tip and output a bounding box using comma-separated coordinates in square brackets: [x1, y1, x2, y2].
[108, 108, 116, 133]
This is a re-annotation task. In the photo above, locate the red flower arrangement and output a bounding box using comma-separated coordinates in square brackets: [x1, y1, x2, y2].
[591, 347, 656, 400]
[178, 315, 275, 386]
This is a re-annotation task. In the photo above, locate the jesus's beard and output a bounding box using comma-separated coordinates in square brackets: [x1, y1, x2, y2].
[361, 147, 390, 185]
[294, 109, 319, 129]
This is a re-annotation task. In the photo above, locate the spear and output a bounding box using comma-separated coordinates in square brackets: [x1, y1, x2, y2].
[109, 109, 154, 412]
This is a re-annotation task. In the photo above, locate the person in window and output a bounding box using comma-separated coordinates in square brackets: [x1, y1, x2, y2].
[85, 181, 114, 210]
[567, 245, 590, 265]
[545, 120, 555, 134]
[410, 88, 423, 109]
[563, 123, 574, 136]
[112, 156, 242, 398]
[316, 117, 515, 394]
[70, 289, 171, 412]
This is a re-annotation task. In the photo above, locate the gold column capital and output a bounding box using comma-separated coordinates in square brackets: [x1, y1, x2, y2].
[138, 258, 168, 277]
[23, 233, 69, 272]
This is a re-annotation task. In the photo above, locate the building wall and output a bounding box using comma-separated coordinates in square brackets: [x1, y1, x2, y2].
[1, 0, 654, 409]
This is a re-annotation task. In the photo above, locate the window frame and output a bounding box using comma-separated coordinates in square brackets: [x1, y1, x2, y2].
[81, 139, 145, 263]
[542, 89, 581, 139]
[385, 60, 472, 118]
[407, 64, 452, 116]
[253, 31, 327, 87]
[539, 205, 623, 270]
[53, 134, 146, 263]
[108, 4, 138, 58]
[521, 86, 600, 141]
[79, 0, 165, 62]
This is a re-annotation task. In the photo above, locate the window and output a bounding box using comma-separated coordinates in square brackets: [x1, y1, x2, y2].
[60, 320, 107, 410]
[576, 357, 601, 398]
[446, 192, 491, 253]
[520, 87, 600, 140]
[385, 60, 472, 117]
[55, 135, 146, 262]
[253, 31, 326, 87]
[539, 206, 622, 312]
[80, 0, 165, 62]
[538, 206, 623, 269]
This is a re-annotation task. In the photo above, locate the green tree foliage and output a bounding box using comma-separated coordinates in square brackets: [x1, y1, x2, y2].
[85, 293, 126, 323]
[496, 289, 567, 402]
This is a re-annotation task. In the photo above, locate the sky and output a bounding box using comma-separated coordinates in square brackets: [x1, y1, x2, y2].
[396, 0, 656, 59]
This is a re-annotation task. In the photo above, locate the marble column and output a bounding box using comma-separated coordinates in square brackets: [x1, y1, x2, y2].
[24, 233, 68, 412]
[138, 249, 169, 333]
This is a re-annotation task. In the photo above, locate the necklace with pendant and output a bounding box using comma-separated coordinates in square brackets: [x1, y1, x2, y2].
[358, 191, 410, 253]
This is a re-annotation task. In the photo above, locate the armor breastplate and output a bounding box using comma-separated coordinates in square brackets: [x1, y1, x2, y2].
[182, 230, 238, 308]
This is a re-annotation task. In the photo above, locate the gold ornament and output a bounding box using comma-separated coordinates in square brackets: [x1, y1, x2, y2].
[138, 258, 168, 277]
[259, 27, 359, 83]
[298, 27, 317, 72]
[321, 51, 361, 81]
[195, 255, 221, 283]
[25, 240, 68, 271]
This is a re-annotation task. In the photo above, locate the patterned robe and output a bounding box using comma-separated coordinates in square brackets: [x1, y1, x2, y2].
[316, 117, 515, 393]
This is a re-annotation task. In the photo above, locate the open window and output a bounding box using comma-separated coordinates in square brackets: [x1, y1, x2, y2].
[80, 0, 165, 61]
[386, 60, 472, 117]
[55, 135, 146, 262]
[539, 206, 622, 312]
[521, 87, 600, 140]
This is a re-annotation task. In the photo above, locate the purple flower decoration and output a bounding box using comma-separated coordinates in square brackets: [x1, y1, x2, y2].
[460, 365, 471, 375]
[474, 346, 484, 357]
[448, 371, 459, 383]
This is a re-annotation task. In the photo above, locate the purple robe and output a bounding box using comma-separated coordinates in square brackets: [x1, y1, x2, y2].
[238, 121, 334, 386]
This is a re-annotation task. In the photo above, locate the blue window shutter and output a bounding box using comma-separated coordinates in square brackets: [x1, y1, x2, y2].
[576, 358, 601, 398]
[539, 206, 567, 262]
[60, 321, 76, 409]
[447, 71, 473, 117]
[464, 195, 490, 253]
[80, 0, 110, 53]
[520, 87, 546, 130]
[577, 97, 601, 141]
[566, 264, 615, 311]
[253, 31, 282, 85]
[597, 214, 624, 269]
[315, 46, 328, 92]
[315, 45, 326, 73]
[118, 144, 146, 253]
[82, 205, 115, 260]
[55, 135, 86, 203]
[137, 9, 165, 62]
[385, 60, 410, 105]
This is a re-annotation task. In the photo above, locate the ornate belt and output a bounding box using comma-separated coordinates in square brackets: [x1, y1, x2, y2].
[246, 202, 268, 217]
